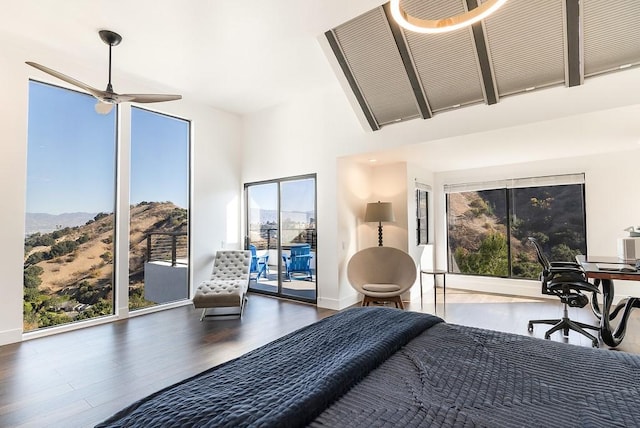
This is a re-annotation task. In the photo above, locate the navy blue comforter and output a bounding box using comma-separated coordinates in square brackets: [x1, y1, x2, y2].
[96, 307, 442, 427]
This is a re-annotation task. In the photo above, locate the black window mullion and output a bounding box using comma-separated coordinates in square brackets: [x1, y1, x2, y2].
[505, 188, 513, 278]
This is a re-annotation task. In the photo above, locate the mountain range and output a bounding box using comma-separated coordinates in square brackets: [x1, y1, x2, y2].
[25, 212, 98, 235]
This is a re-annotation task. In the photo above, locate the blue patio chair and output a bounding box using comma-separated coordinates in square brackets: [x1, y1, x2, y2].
[249, 244, 269, 280]
[282, 244, 313, 281]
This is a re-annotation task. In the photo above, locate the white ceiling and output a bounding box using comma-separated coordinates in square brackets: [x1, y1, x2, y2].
[4, 0, 640, 172]
[2, 0, 384, 114]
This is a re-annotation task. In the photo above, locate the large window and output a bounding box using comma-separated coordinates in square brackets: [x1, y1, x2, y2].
[446, 174, 586, 279]
[24, 82, 191, 334]
[128, 107, 190, 310]
[24, 81, 117, 331]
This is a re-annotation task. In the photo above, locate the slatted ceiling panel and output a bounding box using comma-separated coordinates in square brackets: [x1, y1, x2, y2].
[401, 0, 485, 111]
[583, 0, 640, 77]
[401, 0, 466, 20]
[333, 7, 421, 126]
[483, 0, 566, 96]
[405, 29, 485, 112]
[327, 0, 640, 130]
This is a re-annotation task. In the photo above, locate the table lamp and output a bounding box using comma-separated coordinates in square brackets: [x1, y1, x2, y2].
[364, 201, 395, 246]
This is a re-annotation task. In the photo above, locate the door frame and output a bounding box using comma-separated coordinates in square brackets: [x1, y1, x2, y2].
[244, 173, 317, 304]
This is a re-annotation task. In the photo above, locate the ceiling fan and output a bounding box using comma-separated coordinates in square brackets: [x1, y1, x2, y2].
[26, 30, 182, 114]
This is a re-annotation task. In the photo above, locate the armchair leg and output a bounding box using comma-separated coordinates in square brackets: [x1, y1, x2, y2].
[361, 295, 404, 310]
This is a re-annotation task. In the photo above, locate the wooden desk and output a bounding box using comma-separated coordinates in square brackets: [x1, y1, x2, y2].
[419, 269, 446, 307]
[576, 255, 640, 347]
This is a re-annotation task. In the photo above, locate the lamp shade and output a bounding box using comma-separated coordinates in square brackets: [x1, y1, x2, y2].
[364, 201, 395, 223]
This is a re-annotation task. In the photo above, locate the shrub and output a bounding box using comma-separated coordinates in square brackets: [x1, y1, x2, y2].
[24, 265, 44, 288]
[76, 234, 90, 244]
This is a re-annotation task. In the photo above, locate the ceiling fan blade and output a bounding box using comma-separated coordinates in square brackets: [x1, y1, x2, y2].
[26, 61, 105, 99]
[28, 32, 183, 111]
[119, 94, 182, 103]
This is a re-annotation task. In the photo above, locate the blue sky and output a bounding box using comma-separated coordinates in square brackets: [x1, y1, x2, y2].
[130, 107, 188, 208]
[26, 81, 188, 214]
[247, 178, 315, 212]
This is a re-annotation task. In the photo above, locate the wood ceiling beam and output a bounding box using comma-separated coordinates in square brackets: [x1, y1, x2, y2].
[565, 0, 583, 87]
[466, 0, 498, 105]
[382, 3, 432, 119]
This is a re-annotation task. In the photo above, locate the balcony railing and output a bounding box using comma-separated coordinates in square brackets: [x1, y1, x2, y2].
[146, 232, 188, 266]
[248, 228, 316, 250]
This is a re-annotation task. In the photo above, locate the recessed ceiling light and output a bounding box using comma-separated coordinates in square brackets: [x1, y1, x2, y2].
[525, 86, 536, 91]
[620, 64, 632, 69]
[369, 158, 377, 163]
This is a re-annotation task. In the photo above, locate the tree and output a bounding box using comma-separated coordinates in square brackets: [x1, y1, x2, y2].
[455, 232, 509, 276]
[550, 243, 580, 262]
[25, 251, 50, 266]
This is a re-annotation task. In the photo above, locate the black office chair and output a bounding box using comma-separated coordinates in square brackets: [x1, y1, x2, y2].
[526, 237, 601, 348]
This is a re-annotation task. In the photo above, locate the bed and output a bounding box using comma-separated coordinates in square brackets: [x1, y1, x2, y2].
[96, 307, 640, 427]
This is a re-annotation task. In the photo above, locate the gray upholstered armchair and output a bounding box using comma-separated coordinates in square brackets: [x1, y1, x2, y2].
[192, 250, 251, 320]
[347, 247, 416, 309]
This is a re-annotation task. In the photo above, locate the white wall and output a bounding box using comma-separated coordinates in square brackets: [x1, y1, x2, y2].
[406, 163, 435, 267]
[0, 32, 242, 345]
[0, 37, 30, 345]
[368, 163, 408, 251]
[334, 161, 411, 305]
[336, 157, 372, 307]
[243, 43, 640, 310]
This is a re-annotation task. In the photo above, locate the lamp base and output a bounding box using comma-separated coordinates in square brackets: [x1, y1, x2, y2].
[378, 223, 384, 246]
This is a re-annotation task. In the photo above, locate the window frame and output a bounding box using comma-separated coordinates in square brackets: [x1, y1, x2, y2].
[24, 80, 118, 331]
[445, 174, 587, 279]
[416, 188, 429, 245]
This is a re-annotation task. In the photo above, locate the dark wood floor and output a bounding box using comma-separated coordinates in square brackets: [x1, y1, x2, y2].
[1, 289, 639, 427]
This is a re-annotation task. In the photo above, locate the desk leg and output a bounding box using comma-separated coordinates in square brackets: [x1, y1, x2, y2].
[598, 279, 640, 347]
[590, 279, 602, 319]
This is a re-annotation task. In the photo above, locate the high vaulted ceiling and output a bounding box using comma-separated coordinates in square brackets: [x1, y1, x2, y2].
[3, 0, 640, 125]
[327, 0, 640, 130]
[2, 0, 383, 115]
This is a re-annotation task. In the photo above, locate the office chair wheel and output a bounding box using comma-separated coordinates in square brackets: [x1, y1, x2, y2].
[527, 322, 533, 332]
[592, 340, 599, 348]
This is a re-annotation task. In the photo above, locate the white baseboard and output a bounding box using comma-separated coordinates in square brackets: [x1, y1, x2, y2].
[446, 273, 633, 305]
[0, 328, 22, 346]
[445, 275, 546, 299]
[317, 293, 360, 310]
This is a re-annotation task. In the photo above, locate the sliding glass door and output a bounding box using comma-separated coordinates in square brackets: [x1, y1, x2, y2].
[245, 175, 316, 303]
[246, 182, 278, 294]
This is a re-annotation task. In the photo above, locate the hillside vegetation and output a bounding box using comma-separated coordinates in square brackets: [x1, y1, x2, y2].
[448, 186, 585, 279]
[23, 201, 187, 331]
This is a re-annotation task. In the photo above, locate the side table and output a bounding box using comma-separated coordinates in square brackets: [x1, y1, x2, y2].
[419, 269, 447, 307]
